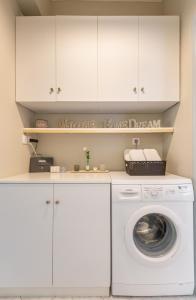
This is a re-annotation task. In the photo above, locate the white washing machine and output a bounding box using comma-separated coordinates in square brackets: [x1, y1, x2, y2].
[111, 172, 195, 296]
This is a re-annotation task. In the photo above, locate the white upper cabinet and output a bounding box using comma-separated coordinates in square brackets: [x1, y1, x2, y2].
[56, 16, 98, 101]
[139, 16, 180, 101]
[16, 16, 179, 113]
[98, 16, 179, 103]
[98, 17, 139, 101]
[16, 17, 56, 102]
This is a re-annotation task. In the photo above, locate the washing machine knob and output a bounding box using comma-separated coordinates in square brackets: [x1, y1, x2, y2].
[169, 189, 175, 194]
[151, 190, 159, 197]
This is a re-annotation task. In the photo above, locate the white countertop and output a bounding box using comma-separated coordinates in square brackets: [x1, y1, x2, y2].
[0, 172, 192, 185]
[0, 172, 111, 184]
[110, 172, 192, 184]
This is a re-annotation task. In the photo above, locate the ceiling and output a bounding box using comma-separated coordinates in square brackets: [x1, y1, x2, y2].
[17, 0, 163, 16]
[51, 0, 162, 2]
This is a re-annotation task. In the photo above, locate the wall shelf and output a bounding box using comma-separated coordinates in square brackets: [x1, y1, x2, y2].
[23, 127, 174, 134]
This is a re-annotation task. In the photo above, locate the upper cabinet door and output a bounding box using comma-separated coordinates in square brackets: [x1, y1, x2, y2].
[139, 16, 179, 102]
[98, 16, 139, 101]
[16, 17, 56, 102]
[56, 16, 98, 101]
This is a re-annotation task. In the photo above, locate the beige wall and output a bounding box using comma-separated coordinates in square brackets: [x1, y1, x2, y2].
[0, 0, 192, 175]
[17, 0, 52, 16]
[193, 18, 196, 188]
[35, 0, 52, 15]
[162, 0, 196, 178]
[0, 0, 34, 178]
[35, 113, 163, 171]
[51, 1, 163, 16]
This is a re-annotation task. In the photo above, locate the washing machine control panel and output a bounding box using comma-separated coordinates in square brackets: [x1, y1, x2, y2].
[178, 185, 191, 193]
[143, 186, 164, 201]
[142, 184, 194, 201]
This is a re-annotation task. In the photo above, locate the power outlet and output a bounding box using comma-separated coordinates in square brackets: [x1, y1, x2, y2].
[22, 134, 30, 145]
[132, 137, 140, 146]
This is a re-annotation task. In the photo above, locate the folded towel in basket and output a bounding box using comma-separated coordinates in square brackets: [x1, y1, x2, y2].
[129, 149, 146, 161]
[143, 149, 161, 161]
[124, 149, 131, 161]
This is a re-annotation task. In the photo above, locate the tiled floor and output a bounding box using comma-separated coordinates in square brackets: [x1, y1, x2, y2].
[2, 297, 196, 300]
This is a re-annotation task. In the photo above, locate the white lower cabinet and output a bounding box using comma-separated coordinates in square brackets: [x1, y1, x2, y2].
[0, 183, 110, 294]
[0, 184, 53, 287]
[53, 184, 110, 288]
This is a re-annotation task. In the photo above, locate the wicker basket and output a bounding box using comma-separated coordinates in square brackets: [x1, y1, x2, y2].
[125, 160, 166, 176]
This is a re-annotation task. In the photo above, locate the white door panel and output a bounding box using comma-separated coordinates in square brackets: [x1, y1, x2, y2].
[139, 16, 179, 101]
[98, 16, 139, 101]
[53, 184, 110, 287]
[56, 16, 98, 101]
[0, 184, 53, 287]
[16, 17, 56, 102]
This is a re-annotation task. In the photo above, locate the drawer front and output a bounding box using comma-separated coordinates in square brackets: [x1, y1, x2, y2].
[112, 185, 142, 202]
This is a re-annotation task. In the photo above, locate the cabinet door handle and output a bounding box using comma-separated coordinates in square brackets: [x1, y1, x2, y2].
[55, 200, 60, 205]
[46, 200, 51, 205]
[49, 88, 54, 94]
[141, 87, 145, 93]
[133, 87, 137, 94]
[57, 87, 62, 94]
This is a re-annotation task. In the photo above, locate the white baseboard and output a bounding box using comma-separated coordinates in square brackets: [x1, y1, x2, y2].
[0, 287, 110, 297]
[112, 282, 194, 296]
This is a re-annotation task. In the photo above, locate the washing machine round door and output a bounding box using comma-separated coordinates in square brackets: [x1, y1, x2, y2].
[125, 206, 181, 263]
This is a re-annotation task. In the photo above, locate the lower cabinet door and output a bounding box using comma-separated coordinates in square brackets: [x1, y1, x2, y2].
[53, 184, 110, 288]
[0, 184, 53, 287]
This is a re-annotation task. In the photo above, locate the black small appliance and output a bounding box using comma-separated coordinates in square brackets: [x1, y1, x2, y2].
[29, 156, 54, 173]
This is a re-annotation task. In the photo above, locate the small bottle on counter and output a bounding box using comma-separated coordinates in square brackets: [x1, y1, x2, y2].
[74, 164, 80, 172]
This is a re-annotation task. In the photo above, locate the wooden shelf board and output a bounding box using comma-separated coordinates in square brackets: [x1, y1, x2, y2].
[23, 127, 174, 134]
